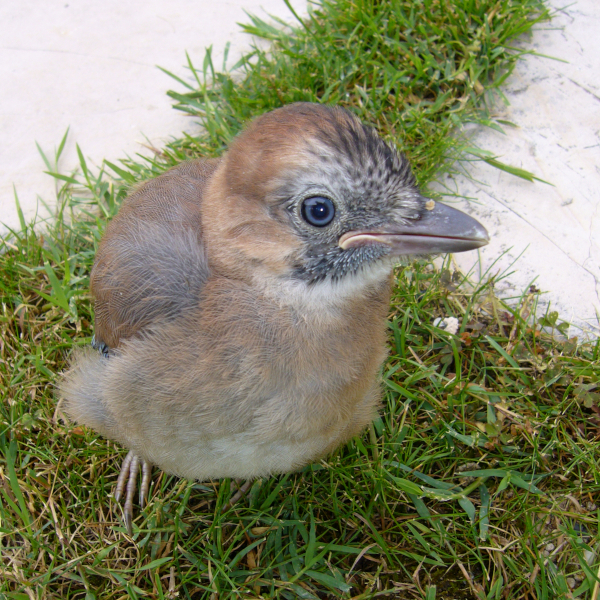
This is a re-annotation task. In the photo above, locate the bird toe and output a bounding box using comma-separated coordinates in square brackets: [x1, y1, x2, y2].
[222, 479, 253, 512]
[113, 450, 152, 535]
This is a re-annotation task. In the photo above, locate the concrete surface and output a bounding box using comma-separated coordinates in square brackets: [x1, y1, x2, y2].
[448, 0, 600, 337]
[1, 1, 598, 337]
[0, 0, 307, 229]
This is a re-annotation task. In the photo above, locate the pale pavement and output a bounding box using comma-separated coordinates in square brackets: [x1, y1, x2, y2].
[448, 0, 600, 337]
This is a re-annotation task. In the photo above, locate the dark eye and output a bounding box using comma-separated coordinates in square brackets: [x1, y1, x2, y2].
[301, 196, 336, 227]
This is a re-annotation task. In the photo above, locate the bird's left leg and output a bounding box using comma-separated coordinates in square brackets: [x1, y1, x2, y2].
[114, 450, 152, 534]
[222, 479, 253, 512]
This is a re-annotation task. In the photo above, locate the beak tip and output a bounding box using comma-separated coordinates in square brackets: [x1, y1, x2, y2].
[469, 224, 490, 247]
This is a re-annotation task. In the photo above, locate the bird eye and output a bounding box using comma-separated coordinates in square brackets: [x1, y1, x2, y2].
[301, 196, 336, 227]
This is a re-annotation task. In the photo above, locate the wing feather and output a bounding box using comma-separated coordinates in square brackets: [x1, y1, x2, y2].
[91, 159, 219, 349]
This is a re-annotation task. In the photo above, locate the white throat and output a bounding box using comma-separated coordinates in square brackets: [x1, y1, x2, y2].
[255, 258, 394, 314]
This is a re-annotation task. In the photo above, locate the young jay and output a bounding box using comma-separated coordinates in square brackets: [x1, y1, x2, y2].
[60, 103, 489, 533]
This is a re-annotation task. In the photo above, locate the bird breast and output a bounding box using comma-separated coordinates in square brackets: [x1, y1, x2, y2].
[97, 274, 391, 481]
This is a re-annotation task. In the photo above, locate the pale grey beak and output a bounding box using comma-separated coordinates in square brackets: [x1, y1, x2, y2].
[338, 199, 489, 255]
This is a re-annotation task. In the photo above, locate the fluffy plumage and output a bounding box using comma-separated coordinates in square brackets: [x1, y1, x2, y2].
[60, 103, 488, 532]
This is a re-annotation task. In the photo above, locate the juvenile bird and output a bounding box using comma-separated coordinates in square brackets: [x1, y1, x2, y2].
[60, 103, 488, 532]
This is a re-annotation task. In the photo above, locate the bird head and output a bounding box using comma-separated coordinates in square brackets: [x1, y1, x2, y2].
[202, 103, 488, 291]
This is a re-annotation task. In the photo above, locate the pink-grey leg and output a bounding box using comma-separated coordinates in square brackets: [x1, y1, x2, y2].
[222, 479, 252, 512]
[113, 450, 152, 534]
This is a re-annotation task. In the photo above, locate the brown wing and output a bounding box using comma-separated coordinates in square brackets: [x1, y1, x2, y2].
[91, 158, 220, 349]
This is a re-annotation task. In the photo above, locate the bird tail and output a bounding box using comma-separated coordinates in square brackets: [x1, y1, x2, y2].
[59, 346, 116, 436]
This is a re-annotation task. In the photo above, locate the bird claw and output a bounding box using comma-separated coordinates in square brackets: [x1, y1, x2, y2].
[114, 454, 248, 530]
[113, 450, 152, 535]
[222, 479, 252, 512]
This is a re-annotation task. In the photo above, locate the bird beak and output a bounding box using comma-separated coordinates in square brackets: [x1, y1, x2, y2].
[338, 199, 489, 255]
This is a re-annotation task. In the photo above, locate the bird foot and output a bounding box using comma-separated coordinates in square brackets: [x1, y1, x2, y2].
[113, 450, 152, 535]
[222, 479, 252, 512]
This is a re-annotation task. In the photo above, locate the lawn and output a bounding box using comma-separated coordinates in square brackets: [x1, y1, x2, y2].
[1, 0, 599, 598]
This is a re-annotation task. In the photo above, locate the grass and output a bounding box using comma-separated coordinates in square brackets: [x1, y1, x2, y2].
[1, 0, 599, 598]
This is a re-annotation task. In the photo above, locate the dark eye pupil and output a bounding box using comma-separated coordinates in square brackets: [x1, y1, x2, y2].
[301, 197, 335, 227]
